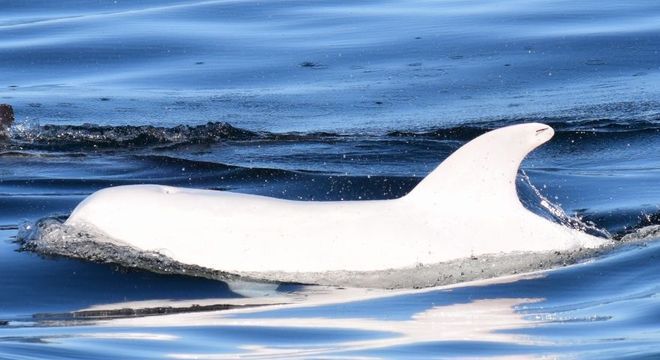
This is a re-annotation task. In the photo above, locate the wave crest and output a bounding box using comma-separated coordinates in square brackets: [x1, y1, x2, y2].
[1, 117, 658, 151]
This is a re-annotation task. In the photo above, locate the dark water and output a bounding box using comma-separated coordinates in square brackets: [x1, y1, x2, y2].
[1, 0, 660, 358]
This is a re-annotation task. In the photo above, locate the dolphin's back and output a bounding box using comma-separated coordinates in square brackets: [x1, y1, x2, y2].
[67, 184, 418, 272]
[65, 123, 608, 274]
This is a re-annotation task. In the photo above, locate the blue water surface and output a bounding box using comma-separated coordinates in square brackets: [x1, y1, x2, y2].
[0, 0, 659, 358]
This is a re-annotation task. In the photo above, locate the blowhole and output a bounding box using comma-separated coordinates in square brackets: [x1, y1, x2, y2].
[161, 186, 179, 195]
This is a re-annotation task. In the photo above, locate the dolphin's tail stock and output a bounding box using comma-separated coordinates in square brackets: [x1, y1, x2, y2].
[404, 123, 555, 209]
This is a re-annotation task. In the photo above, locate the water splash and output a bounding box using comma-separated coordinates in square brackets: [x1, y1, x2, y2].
[520, 170, 612, 239]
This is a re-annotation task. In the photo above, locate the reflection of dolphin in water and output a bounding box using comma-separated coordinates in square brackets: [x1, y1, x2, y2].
[66, 123, 608, 275]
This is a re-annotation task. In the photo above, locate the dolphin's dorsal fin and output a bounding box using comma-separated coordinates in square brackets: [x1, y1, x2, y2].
[405, 123, 554, 207]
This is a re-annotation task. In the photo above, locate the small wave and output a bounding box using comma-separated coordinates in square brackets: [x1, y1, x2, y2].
[2, 115, 658, 152]
[0, 150, 87, 158]
[6, 122, 258, 150]
[2, 121, 347, 152]
[617, 209, 660, 241]
[387, 117, 660, 140]
[620, 225, 660, 242]
[134, 154, 329, 175]
[133, 154, 237, 171]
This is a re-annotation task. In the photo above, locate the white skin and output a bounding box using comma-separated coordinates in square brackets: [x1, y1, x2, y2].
[66, 123, 608, 274]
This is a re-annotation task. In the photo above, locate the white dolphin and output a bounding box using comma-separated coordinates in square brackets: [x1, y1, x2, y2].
[65, 123, 608, 275]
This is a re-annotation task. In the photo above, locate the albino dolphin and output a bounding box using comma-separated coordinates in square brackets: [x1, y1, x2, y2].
[65, 123, 608, 275]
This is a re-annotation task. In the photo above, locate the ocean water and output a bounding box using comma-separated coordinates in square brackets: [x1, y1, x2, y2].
[1, 0, 660, 359]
